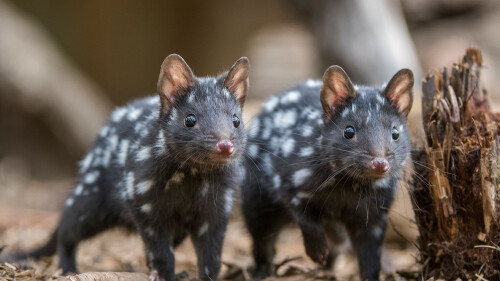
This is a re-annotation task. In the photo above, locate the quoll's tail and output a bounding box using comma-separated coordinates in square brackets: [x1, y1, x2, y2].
[2, 230, 57, 262]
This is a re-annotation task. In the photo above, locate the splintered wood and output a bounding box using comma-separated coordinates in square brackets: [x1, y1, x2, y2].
[413, 48, 500, 279]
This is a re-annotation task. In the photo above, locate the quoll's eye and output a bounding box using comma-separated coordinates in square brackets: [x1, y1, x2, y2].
[343, 126, 355, 139]
[185, 114, 197, 127]
[232, 114, 240, 128]
[392, 127, 400, 140]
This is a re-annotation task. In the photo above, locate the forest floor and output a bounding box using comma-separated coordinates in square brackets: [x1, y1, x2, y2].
[0, 177, 420, 281]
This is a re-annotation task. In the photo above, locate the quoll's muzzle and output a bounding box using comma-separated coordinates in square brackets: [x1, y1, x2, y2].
[216, 140, 234, 156]
[370, 157, 389, 175]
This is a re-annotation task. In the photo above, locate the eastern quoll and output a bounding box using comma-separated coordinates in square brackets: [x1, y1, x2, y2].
[242, 66, 413, 281]
[6, 54, 250, 281]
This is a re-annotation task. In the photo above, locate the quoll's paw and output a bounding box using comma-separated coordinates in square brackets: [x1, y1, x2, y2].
[304, 239, 329, 266]
[149, 270, 165, 281]
[252, 263, 273, 280]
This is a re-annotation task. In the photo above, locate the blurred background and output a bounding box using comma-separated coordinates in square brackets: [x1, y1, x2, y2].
[1, 0, 500, 278]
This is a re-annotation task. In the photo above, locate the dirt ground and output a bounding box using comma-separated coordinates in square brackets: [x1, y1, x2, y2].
[0, 174, 420, 281]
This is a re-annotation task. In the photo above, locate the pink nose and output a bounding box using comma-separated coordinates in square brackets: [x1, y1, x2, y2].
[216, 140, 234, 156]
[370, 158, 389, 174]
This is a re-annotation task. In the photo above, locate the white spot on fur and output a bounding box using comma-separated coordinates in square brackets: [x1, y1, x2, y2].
[264, 96, 279, 112]
[124, 172, 135, 199]
[198, 222, 209, 236]
[127, 108, 143, 121]
[136, 146, 152, 162]
[301, 125, 314, 137]
[373, 177, 391, 188]
[145, 227, 155, 236]
[282, 138, 295, 157]
[306, 79, 321, 87]
[101, 149, 112, 167]
[111, 107, 127, 122]
[147, 96, 160, 105]
[247, 144, 258, 158]
[66, 197, 74, 207]
[308, 110, 321, 120]
[248, 119, 260, 138]
[372, 225, 383, 238]
[296, 191, 311, 199]
[84, 171, 100, 184]
[117, 139, 130, 166]
[291, 197, 300, 206]
[134, 122, 143, 133]
[341, 108, 349, 118]
[191, 167, 198, 176]
[399, 125, 404, 132]
[292, 168, 312, 187]
[376, 94, 385, 104]
[375, 103, 380, 112]
[201, 181, 209, 197]
[170, 172, 184, 183]
[155, 130, 166, 156]
[136, 179, 154, 195]
[169, 108, 178, 122]
[80, 153, 93, 172]
[298, 147, 314, 157]
[74, 184, 84, 196]
[94, 147, 103, 155]
[224, 188, 235, 214]
[366, 111, 371, 124]
[204, 266, 210, 276]
[100, 126, 110, 137]
[351, 104, 357, 113]
[274, 110, 297, 129]
[169, 246, 174, 254]
[281, 90, 300, 104]
[108, 134, 119, 151]
[187, 93, 195, 103]
[272, 174, 281, 189]
[141, 203, 152, 213]
[261, 118, 273, 139]
[222, 88, 231, 99]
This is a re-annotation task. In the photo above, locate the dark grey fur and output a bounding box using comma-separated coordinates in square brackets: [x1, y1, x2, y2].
[6, 55, 249, 281]
[242, 67, 413, 281]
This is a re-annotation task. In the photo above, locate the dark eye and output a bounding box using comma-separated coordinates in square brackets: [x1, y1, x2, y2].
[343, 126, 355, 139]
[185, 114, 197, 127]
[232, 114, 240, 128]
[392, 127, 400, 140]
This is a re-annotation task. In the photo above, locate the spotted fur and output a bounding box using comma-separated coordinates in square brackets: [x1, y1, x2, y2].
[242, 68, 413, 281]
[7, 55, 249, 281]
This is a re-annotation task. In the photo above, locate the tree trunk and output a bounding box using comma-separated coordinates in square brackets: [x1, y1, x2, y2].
[413, 48, 500, 279]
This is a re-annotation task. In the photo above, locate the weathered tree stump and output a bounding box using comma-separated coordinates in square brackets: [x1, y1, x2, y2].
[412, 48, 500, 279]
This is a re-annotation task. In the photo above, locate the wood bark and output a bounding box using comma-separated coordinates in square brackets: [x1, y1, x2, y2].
[413, 48, 500, 279]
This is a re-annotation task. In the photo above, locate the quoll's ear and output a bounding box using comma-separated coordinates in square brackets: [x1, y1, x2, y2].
[223, 57, 249, 107]
[383, 69, 414, 117]
[157, 54, 195, 114]
[320, 65, 356, 120]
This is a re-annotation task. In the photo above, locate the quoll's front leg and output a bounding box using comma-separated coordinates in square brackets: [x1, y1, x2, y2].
[190, 186, 234, 281]
[345, 214, 388, 281]
[139, 228, 175, 281]
[190, 214, 229, 281]
[295, 206, 329, 265]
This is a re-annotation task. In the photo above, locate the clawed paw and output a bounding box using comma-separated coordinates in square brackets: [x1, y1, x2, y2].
[304, 240, 329, 266]
[149, 270, 165, 281]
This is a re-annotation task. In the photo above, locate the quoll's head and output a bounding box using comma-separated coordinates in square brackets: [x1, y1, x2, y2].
[156, 54, 249, 166]
[319, 66, 413, 182]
